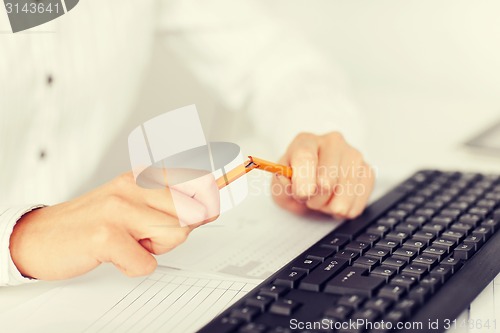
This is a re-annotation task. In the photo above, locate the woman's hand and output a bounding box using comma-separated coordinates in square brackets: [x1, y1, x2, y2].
[272, 132, 375, 219]
[10, 172, 220, 280]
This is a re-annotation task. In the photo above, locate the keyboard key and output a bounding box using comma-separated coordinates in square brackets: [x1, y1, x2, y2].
[393, 247, 418, 260]
[306, 246, 337, 261]
[345, 241, 371, 255]
[401, 263, 428, 280]
[375, 239, 399, 252]
[458, 214, 482, 227]
[408, 285, 432, 305]
[440, 256, 463, 273]
[413, 255, 439, 270]
[350, 308, 380, 325]
[407, 195, 426, 205]
[259, 285, 289, 300]
[405, 215, 428, 227]
[433, 238, 456, 251]
[384, 310, 407, 323]
[356, 233, 380, 246]
[365, 247, 390, 261]
[299, 258, 348, 292]
[420, 276, 442, 293]
[377, 217, 400, 228]
[463, 235, 484, 251]
[239, 323, 267, 333]
[321, 235, 349, 251]
[382, 257, 407, 272]
[364, 297, 393, 313]
[482, 218, 499, 232]
[449, 201, 470, 210]
[274, 269, 306, 288]
[422, 223, 445, 237]
[366, 225, 390, 237]
[412, 231, 436, 245]
[394, 299, 419, 317]
[431, 216, 455, 228]
[403, 239, 427, 252]
[325, 267, 385, 297]
[440, 208, 462, 219]
[424, 200, 446, 210]
[353, 256, 379, 272]
[477, 199, 497, 209]
[209, 317, 244, 333]
[468, 207, 489, 219]
[385, 231, 410, 244]
[388, 209, 409, 221]
[441, 230, 466, 242]
[415, 208, 436, 218]
[324, 304, 352, 320]
[334, 250, 359, 264]
[291, 257, 321, 273]
[338, 294, 366, 310]
[370, 265, 398, 282]
[472, 226, 493, 241]
[453, 243, 476, 260]
[398, 202, 418, 213]
[423, 246, 447, 260]
[269, 299, 301, 316]
[395, 223, 419, 235]
[230, 306, 260, 321]
[450, 222, 473, 235]
[430, 264, 453, 283]
[378, 284, 406, 301]
[245, 295, 273, 311]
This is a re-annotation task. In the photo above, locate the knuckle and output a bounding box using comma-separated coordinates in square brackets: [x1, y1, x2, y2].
[326, 131, 344, 142]
[114, 172, 133, 188]
[295, 132, 315, 142]
[104, 194, 129, 214]
[293, 147, 316, 161]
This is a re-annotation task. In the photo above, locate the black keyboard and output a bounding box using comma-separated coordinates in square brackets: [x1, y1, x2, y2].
[198, 170, 500, 333]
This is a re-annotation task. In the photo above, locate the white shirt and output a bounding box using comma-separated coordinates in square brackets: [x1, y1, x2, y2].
[0, 0, 361, 286]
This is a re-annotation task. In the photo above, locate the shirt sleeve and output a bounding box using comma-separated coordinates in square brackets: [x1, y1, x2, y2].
[0, 205, 43, 286]
[156, 0, 365, 155]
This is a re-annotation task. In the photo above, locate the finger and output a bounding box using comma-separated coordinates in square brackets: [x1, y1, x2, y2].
[328, 152, 362, 217]
[115, 203, 192, 255]
[142, 227, 191, 255]
[288, 134, 319, 201]
[171, 173, 220, 223]
[271, 174, 309, 215]
[134, 185, 212, 227]
[106, 233, 158, 277]
[306, 143, 342, 210]
[124, 169, 220, 223]
[347, 162, 375, 218]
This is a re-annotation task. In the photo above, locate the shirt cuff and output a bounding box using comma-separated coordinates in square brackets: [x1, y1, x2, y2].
[0, 205, 45, 286]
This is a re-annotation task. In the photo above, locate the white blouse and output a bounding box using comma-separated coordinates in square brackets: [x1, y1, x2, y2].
[0, 0, 361, 285]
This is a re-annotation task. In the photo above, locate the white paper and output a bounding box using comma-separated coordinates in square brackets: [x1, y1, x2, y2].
[0, 266, 259, 333]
